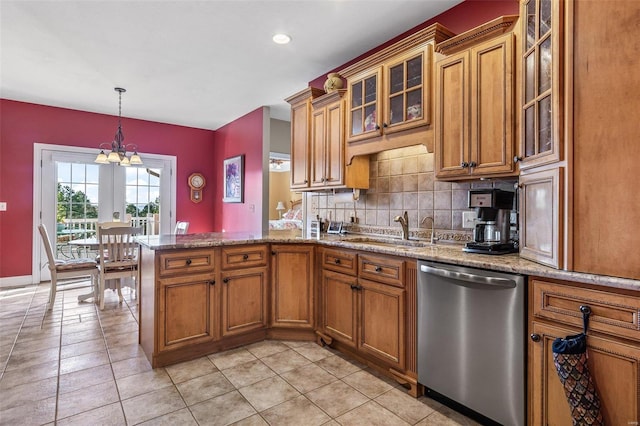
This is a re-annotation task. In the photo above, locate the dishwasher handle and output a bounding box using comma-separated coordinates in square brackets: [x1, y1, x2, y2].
[420, 264, 517, 289]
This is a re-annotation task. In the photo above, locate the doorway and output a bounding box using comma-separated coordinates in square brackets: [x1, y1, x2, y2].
[33, 144, 176, 282]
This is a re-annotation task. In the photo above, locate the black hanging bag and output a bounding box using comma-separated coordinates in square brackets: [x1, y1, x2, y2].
[551, 305, 604, 425]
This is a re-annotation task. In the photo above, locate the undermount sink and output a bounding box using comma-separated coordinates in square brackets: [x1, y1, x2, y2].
[342, 237, 432, 249]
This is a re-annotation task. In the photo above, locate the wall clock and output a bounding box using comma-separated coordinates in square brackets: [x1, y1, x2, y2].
[188, 173, 206, 203]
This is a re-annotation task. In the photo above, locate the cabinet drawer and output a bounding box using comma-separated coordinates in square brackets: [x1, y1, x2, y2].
[531, 278, 640, 342]
[359, 254, 405, 288]
[159, 249, 216, 277]
[221, 244, 268, 270]
[321, 248, 357, 276]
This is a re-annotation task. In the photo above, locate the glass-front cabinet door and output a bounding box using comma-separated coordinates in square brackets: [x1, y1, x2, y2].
[519, 0, 563, 169]
[383, 46, 431, 134]
[346, 67, 382, 143]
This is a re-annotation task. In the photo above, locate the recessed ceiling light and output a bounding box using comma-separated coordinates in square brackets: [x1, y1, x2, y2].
[272, 33, 291, 44]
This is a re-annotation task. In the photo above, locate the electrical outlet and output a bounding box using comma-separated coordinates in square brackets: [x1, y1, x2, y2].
[0, 202, 6, 211]
[462, 211, 477, 229]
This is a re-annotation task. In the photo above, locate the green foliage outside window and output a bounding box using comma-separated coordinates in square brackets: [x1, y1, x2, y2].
[56, 183, 98, 223]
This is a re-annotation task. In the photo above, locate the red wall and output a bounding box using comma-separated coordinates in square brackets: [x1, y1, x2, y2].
[0, 99, 216, 278]
[212, 107, 265, 234]
[309, 0, 519, 88]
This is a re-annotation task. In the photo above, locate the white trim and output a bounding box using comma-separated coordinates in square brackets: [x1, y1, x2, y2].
[0, 275, 34, 289]
[32, 143, 177, 284]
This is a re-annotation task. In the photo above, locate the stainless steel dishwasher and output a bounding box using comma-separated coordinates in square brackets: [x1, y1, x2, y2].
[417, 260, 525, 426]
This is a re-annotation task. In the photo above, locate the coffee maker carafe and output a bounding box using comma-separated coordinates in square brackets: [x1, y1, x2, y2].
[464, 189, 517, 255]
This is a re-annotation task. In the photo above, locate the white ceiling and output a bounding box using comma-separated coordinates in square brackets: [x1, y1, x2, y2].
[1, 0, 462, 130]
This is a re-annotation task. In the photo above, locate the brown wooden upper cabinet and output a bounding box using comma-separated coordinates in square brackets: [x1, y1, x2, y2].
[517, 0, 563, 170]
[310, 90, 369, 190]
[435, 16, 519, 180]
[286, 87, 325, 190]
[346, 45, 431, 143]
[340, 24, 455, 159]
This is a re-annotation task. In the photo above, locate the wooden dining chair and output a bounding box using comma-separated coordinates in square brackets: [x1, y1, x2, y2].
[38, 224, 98, 310]
[174, 221, 190, 234]
[96, 224, 142, 310]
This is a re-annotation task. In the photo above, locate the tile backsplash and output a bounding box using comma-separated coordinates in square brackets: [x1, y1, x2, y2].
[308, 145, 518, 243]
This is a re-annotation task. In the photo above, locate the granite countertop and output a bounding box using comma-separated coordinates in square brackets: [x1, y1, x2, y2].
[135, 232, 640, 292]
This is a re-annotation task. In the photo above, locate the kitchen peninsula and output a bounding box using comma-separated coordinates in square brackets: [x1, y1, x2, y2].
[136, 231, 640, 422]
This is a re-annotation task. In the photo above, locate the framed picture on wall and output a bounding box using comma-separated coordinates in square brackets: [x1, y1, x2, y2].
[223, 154, 244, 203]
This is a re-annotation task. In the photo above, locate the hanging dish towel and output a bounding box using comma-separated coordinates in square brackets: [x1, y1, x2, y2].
[552, 306, 604, 425]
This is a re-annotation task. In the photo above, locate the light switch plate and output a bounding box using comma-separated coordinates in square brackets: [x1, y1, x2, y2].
[0, 202, 6, 211]
[462, 211, 476, 229]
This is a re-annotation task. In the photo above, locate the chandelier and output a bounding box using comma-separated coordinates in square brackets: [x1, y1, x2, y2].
[95, 87, 142, 166]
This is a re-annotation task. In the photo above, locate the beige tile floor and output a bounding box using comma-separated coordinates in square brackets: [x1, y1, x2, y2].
[0, 281, 479, 426]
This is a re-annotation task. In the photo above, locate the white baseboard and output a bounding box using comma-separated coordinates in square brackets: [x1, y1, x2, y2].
[0, 275, 35, 289]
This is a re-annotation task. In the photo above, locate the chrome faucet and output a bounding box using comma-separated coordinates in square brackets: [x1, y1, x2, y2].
[421, 216, 436, 244]
[394, 211, 410, 240]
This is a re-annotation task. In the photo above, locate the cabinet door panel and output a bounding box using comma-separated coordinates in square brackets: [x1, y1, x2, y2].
[435, 51, 469, 178]
[290, 100, 312, 189]
[271, 245, 314, 329]
[470, 33, 514, 175]
[221, 267, 267, 337]
[321, 270, 357, 348]
[518, 0, 563, 169]
[519, 167, 563, 268]
[530, 322, 640, 425]
[158, 275, 217, 351]
[384, 46, 432, 134]
[325, 100, 345, 186]
[310, 108, 326, 187]
[358, 279, 405, 369]
[346, 68, 383, 143]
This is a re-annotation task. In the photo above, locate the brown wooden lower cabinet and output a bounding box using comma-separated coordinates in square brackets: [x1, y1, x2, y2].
[320, 270, 405, 370]
[358, 277, 405, 369]
[529, 277, 640, 425]
[321, 268, 358, 348]
[158, 274, 218, 352]
[270, 244, 314, 330]
[529, 321, 640, 425]
[317, 248, 416, 393]
[221, 266, 268, 337]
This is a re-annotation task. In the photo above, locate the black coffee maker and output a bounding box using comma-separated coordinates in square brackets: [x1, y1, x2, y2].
[463, 188, 518, 255]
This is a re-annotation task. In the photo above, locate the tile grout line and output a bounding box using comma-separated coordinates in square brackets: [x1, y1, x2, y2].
[97, 291, 136, 425]
[53, 285, 67, 424]
[0, 284, 40, 382]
